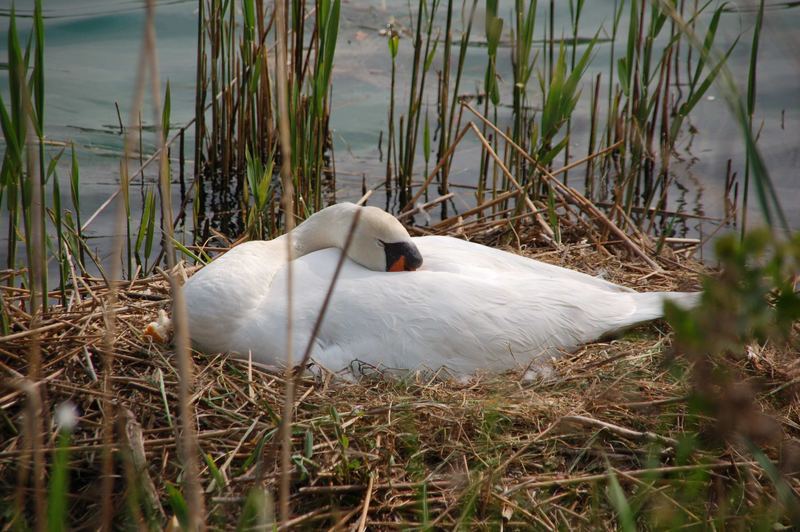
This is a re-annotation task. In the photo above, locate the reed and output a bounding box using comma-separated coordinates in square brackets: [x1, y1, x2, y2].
[386, 31, 399, 205]
[379, 0, 761, 243]
[192, 0, 342, 242]
[740, 0, 765, 238]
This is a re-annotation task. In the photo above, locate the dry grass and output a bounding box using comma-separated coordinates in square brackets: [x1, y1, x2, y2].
[2, 225, 799, 530]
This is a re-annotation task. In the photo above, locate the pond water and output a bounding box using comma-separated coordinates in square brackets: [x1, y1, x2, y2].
[1, 0, 798, 269]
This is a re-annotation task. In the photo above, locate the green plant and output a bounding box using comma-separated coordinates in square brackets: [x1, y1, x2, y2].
[665, 230, 800, 524]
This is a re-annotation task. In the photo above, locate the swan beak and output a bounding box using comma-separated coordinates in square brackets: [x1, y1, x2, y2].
[385, 241, 423, 272]
[388, 256, 407, 272]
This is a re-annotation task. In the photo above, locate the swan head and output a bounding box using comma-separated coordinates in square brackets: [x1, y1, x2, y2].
[349, 205, 423, 272]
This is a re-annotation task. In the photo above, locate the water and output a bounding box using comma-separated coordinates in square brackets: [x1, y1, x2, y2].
[1, 0, 798, 269]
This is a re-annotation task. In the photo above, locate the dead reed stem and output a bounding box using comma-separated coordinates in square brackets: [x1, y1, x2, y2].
[97, 27, 149, 531]
[463, 102, 660, 269]
[141, 1, 206, 527]
[468, 122, 557, 244]
[294, 209, 362, 374]
[273, 0, 295, 523]
[19, 92, 46, 531]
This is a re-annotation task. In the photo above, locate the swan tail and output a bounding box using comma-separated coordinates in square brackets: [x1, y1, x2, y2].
[632, 291, 701, 322]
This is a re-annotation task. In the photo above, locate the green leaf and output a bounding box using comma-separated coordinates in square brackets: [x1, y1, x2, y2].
[747, 0, 764, 116]
[33, 0, 45, 133]
[423, 109, 431, 162]
[690, 4, 725, 91]
[47, 431, 71, 532]
[165, 483, 189, 529]
[0, 94, 22, 167]
[237, 488, 274, 530]
[45, 149, 64, 184]
[7, 5, 28, 146]
[304, 429, 314, 459]
[204, 452, 226, 492]
[172, 236, 208, 265]
[155, 367, 173, 428]
[315, 0, 341, 116]
[242, 0, 256, 44]
[607, 469, 636, 532]
[424, 37, 439, 72]
[135, 187, 155, 259]
[162, 80, 171, 141]
[70, 144, 80, 213]
[485, 16, 503, 57]
[682, 36, 739, 119]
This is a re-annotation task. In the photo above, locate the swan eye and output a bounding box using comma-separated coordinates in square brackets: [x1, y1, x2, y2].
[377, 240, 386, 248]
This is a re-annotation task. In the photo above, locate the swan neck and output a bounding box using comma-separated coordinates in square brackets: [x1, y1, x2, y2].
[284, 203, 354, 258]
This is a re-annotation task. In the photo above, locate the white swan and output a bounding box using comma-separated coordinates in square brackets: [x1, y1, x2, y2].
[184, 202, 699, 376]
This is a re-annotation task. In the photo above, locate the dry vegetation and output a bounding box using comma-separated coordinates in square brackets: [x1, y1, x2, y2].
[3, 225, 799, 529]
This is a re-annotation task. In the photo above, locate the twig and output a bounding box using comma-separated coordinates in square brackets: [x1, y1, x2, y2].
[561, 414, 679, 447]
[433, 190, 519, 229]
[397, 193, 455, 221]
[356, 189, 374, 206]
[120, 408, 166, 521]
[356, 470, 376, 532]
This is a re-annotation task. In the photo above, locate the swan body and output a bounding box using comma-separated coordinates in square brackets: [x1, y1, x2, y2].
[184, 203, 699, 376]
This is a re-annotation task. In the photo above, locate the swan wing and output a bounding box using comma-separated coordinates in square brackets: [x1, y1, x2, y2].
[234, 248, 651, 374]
[184, 241, 288, 354]
[414, 236, 634, 292]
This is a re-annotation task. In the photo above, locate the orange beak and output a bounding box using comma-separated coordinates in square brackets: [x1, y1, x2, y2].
[383, 240, 423, 272]
[388, 255, 407, 272]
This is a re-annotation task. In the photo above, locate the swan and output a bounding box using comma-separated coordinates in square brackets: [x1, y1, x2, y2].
[184, 202, 699, 377]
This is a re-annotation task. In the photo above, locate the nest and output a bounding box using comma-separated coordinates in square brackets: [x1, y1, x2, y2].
[2, 235, 799, 530]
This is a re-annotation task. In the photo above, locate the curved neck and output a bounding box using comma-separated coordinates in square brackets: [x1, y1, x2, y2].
[274, 203, 358, 259]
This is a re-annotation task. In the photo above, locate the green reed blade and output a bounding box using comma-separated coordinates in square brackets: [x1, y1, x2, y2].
[620, 0, 637, 95]
[46, 430, 71, 532]
[33, 0, 44, 135]
[671, 35, 738, 143]
[539, 37, 595, 147]
[315, 0, 341, 117]
[165, 483, 189, 530]
[162, 80, 171, 141]
[423, 35, 439, 73]
[484, 0, 503, 107]
[242, 0, 256, 45]
[143, 188, 156, 264]
[607, 468, 636, 532]
[0, 94, 21, 166]
[204, 452, 226, 492]
[7, 6, 26, 148]
[746, 1, 763, 118]
[135, 186, 154, 265]
[423, 108, 431, 164]
[172, 236, 207, 265]
[741, 0, 765, 239]
[48, 149, 67, 302]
